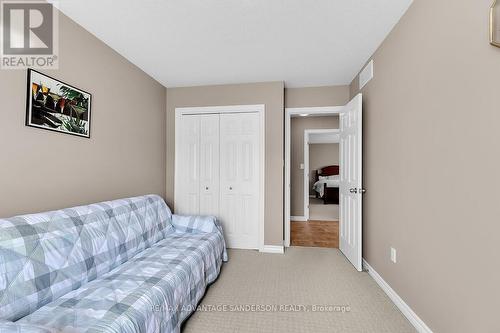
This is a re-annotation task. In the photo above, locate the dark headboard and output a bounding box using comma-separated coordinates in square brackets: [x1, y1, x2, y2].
[315, 165, 339, 182]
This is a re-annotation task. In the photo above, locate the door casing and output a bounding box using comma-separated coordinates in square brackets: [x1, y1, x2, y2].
[303, 128, 340, 221]
[284, 106, 343, 247]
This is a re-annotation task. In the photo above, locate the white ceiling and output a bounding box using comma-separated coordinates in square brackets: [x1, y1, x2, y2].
[51, 0, 412, 88]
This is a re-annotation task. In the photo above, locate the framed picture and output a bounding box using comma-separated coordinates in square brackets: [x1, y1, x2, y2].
[26, 69, 92, 138]
[491, 0, 500, 48]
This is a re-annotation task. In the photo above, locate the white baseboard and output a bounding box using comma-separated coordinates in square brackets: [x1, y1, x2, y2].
[260, 245, 285, 254]
[290, 216, 307, 222]
[363, 259, 433, 333]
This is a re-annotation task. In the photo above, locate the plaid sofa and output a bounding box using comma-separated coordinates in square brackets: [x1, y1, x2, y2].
[0, 195, 227, 333]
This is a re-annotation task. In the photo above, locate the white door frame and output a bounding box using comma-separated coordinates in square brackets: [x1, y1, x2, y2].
[175, 104, 266, 251]
[284, 106, 342, 247]
[303, 129, 340, 221]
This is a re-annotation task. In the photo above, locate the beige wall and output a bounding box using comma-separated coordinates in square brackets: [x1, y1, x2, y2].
[350, 1, 500, 332]
[166, 84, 347, 243]
[0, 13, 166, 218]
[290, 116, 338, 217]
[285, 85, 350, 108]
[166, 82, 284, 246]
[309, 143, 339, 194]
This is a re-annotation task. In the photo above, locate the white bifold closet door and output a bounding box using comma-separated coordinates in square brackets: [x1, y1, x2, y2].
[176, 115, 201, 215]
[199, 115, 220, 216]
[219, 113, 260, 249]
[176, 114, 220, 216]
[176, 112, 260, 250]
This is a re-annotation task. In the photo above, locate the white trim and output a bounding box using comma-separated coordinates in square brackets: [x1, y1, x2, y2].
[308, 133, 340, 144]
[174, 104, 266, 251]
[303, 129, 341, 134]
[288, 106, 343, 116]
[176, 104, 264, 115]
[258, 106, 265, 252]
[284, 106, 342, 247]
[284, 111, 291, 246]
[363, 259, 433, 333]
[260, 245, 285, 254]
[290, 216, 307, 222]
[304, 131, 309, 220]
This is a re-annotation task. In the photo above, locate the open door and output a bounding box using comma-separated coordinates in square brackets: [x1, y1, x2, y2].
[339, 94, 363, 271]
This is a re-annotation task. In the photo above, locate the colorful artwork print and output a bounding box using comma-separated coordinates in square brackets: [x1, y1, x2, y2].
[26, 69, 92, 138]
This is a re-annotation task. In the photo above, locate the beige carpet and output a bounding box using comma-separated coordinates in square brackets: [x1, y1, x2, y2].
[183, 247, 415, 333]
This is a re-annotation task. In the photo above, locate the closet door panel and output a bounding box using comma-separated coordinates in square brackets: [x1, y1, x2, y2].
[220, 117, 239, 247]
[199, 114, 220, 216]
[177, 115, 200, 215]
[219, 113, 260, 249]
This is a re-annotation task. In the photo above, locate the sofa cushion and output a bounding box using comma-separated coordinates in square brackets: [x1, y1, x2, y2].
[18, 230, 226, 333]
[0, 320, 54, 333]
[0, 195, 172, 321]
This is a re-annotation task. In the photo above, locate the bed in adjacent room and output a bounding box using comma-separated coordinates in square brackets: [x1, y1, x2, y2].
[313, 165, 340, 204]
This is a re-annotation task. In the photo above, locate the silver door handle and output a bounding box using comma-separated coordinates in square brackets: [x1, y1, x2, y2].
[360, 188, 366, 194]
[349, 188, 358, 193]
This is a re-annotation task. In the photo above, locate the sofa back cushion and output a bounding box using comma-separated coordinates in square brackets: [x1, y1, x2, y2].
[0, 194, 172, 321]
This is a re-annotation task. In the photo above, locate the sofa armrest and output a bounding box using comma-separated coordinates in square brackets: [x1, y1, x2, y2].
[0, 320, 56, 332]
[171, 214, 221, 234]
[172, 214, 228, 261]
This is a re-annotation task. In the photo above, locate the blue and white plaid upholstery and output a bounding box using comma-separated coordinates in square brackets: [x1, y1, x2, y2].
[0, 195, 227, 333]
[172, 214, 225, 235]
[0, 320, 54, 332]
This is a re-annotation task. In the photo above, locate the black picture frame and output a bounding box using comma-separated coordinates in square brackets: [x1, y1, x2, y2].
[26, 69, 92, 138]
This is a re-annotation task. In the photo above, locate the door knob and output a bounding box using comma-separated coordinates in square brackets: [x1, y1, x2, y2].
[359, 188, 366, 194]
[205, 187, 209, 190]
[229, 187, 233, 190]
[349, 188, 358, 193]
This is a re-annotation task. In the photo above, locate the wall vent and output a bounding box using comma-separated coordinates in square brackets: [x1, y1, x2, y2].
[359, 60, 374, 90]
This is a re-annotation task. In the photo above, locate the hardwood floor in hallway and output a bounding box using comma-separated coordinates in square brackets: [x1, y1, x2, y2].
[290, 220, 339, 248]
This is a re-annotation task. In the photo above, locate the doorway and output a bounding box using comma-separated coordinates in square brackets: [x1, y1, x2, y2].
[304, 129, 340, 222]
[286, 113, 340, 248]
[285, 94, 363, 271]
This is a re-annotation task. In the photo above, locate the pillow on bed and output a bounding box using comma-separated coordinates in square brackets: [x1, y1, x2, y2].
[319, 175, 339, 181]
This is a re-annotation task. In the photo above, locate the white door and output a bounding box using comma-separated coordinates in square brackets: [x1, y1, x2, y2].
[199, 114, 220, 216]
[176, 115, 200, 215]
[219, 113, 260, 249]
[339, 94, 363, 271]
[176, 114, 220, 216]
